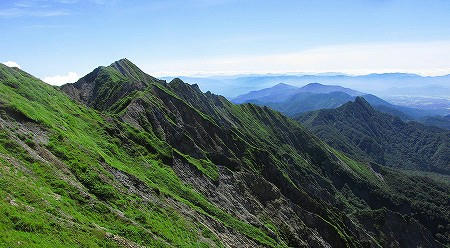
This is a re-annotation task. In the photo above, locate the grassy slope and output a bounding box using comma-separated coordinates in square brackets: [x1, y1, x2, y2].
[0, 64, 281, 247]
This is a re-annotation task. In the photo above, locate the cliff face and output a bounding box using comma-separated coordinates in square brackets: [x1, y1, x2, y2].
[0, 61, 448, 247]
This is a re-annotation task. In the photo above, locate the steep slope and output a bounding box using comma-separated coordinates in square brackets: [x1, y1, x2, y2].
[298, 97, 450, 174]
[0, 61, 448, 247]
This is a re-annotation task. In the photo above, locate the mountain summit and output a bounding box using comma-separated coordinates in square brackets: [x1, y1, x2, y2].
[61, 58, 164, 110]
[300, 83, 363, 96]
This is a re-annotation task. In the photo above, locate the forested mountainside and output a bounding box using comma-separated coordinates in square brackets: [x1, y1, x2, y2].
[0, 59, 448, 247]
[298, 97, 450, 174]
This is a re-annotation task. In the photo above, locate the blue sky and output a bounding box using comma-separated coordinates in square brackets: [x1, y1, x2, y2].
[1, 0, 450, 85]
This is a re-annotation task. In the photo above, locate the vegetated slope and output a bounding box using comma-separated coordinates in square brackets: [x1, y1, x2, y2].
[0, 60, 447, 247]
[419, 115, 450, 130]
[298, 97, 450, 174]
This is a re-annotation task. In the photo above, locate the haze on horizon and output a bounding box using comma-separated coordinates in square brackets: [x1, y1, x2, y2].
[1, 0, 450, 85]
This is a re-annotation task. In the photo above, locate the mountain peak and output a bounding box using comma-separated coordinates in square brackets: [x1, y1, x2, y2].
[115, 57, 132, 63]
[169, 78, 202, 94]
[61, 58, 163, 110]
[110, 58, 135, 69]
[272, 83, 297, 89]
[355, 96, 369, 104]
[299, 83, 363, 96]
[304, 82, 323, 86]
[107, 58, 146, 79]
[169, 77, 184, 85]
[349, 96, 374, 112]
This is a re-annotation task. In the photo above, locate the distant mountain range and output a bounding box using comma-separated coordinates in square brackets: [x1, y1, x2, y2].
[232, 83, 362, 104]
[384, 95, 450, 114]
[166, 73, 450, 98]
[297, 97, 450, 174]
[231, 83, 450, 129]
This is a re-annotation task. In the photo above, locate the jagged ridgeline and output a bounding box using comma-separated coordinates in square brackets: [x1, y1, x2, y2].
[298, 97, 450, 174]
[0, 59, 448, 247]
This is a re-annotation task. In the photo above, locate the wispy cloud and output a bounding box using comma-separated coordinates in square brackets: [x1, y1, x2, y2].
[0, 7, 69, 18]
[2, 61, 21, 69]
[147, 41, 450, 77]
[0, 0, 114, 18]
[43, 72, 79, 85]
[0, 0, 78, 18]
[14, 2, 34, 8]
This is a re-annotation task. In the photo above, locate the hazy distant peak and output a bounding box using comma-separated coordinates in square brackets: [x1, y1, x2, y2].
[299, 83, 364, 96]
[365, 72, 419, 77]
[304, 82, 322, 86]
[272, 83, 298, 89]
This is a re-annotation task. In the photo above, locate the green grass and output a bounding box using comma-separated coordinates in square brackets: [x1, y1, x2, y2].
[0, 64, 282, 247]
[174, 149, 219, 181]
[333, 148, 384, 185]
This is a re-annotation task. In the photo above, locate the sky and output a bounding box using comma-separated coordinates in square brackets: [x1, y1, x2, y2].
[1, 0, 450, 85]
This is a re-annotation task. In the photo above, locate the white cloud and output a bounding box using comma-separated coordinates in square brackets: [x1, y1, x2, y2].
[43, 72, 79, 86]
[2, 61, 21, 69]
[147, 41, 450, 77]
